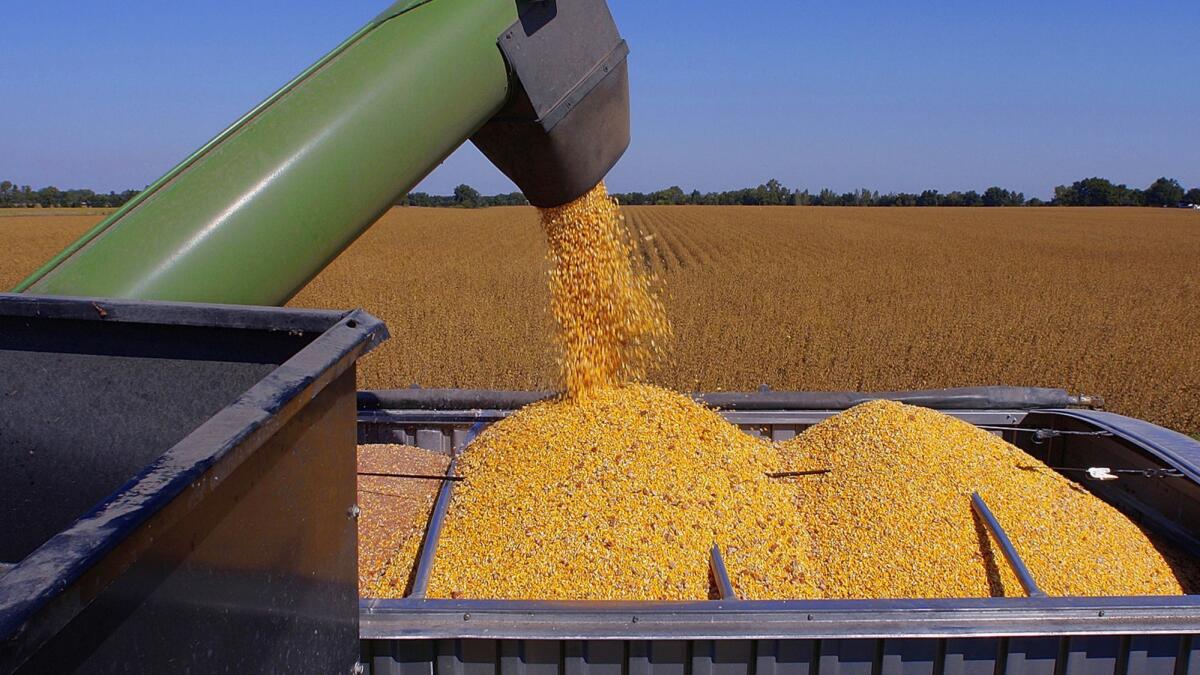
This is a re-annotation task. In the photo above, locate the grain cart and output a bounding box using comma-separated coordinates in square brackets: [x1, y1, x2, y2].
[4, 0, 1200, 673]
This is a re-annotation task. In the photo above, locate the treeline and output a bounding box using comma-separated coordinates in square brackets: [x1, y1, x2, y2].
[400, 184, 527, 208]
[4, 177, 1199, 210]
[612, 177, 1200, 208]
[0, 180, 140, 208]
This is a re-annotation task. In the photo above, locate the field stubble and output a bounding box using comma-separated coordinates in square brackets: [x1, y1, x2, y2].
[3, 207, 1197, 432]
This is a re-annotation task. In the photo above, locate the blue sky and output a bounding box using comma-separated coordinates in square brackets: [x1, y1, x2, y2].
[1, 1, 1196, 198]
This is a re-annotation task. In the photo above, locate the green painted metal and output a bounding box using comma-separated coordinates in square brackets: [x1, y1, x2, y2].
[17, 0, 520, 304]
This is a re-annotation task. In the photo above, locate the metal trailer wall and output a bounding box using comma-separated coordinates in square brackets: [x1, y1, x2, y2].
[0, 295, 388, 674]
[355, 395, 1200, 675]
[362, 635, 1200, 675]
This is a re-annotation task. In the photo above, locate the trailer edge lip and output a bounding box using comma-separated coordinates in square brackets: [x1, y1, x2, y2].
[0, 296, 387, 668]
[358, 596, 1200, 640]
[357, 386, 1078, 412]
[358, 408, 1031, 429]
[1034, 408, 1200, 484]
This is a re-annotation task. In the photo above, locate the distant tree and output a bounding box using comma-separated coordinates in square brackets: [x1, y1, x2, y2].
[453, 184, 480, 208]
[485, 191, 527, 206]
[982, 186, 1024, 207]
[1145, 177, 1185, 207]
[1026, 197, 1046, 206]
[649, 185, 686, 205]
[754, 179, 791, 206]
[1056, 178, 1107, 206]
[1185, 188, 1200, 205]
[982, 187, 1007, 207]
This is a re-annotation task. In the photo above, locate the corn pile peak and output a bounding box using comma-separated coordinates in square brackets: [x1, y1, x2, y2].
[537, 182, 670, 398]
[424, 383, 816, 600]
[780, 399, 1200, 598]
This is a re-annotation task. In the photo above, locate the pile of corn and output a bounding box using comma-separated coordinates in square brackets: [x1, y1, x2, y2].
[421, 384, 815, 600]
[537, 182, 670, 397]
[780, 400, 1200, 598]
[357, 444, 447, 595]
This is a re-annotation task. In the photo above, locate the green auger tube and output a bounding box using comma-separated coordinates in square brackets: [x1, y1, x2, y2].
[17, 0, 631, 305]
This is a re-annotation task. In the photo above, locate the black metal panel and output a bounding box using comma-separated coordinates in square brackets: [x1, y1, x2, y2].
[563, 640, 623, 675]
[1003, 636, 1062, 675]
[880, 638, 938, 675]
[453, 639, 502, 675]
[755, 639, 816, 675]
[361, 637, 1200, 675]
[15, 371, 360, 674]
[942, 638, 1001, 675]
[0, 350, 276, 563]
[1125, 634, 1188, 674]
[471, 0, 631, 208]
[817, 639, 877, 675]
[1062, 635, 1123, 675]
[0, 294, 387, 673]
[628, 640, 687, 675]
[692, 640, 754, 675]
[501, 640, 562, 675]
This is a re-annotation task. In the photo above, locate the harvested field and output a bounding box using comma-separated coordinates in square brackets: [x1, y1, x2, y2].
[4, 206, 1198, 432]
[0, 214, 97, 290]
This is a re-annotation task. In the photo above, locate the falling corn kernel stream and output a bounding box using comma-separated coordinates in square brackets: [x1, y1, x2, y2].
[536, 182, 670, 397]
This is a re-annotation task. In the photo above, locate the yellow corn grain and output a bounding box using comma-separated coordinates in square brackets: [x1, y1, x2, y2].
[418, 384, 816, 601]
[358, 444, 447, 596]
[537, 182, 670, 398]
[780, 399, 1200, 598]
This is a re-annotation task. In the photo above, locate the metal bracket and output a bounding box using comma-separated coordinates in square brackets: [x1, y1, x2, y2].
[471, 0, 632, 207]
[495, 0, 629, 133]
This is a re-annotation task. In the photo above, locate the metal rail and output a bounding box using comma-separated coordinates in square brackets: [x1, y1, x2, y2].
[976, 425, 1113, 442]
[407, 421, 485, 598]
[970, 492, 1046, 598]
[357, 471, 463, 481]
[360, 595, 1200, 640]
[407, 456, 458, 599]
[709, 545, 736, 600]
